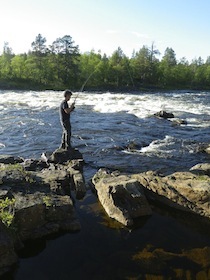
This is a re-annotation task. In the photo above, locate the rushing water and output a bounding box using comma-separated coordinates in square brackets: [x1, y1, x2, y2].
[1, 90, 210, 279]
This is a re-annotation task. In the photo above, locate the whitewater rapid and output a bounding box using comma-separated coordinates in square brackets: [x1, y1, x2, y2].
[1, 90, 210, 177]
[1, 90, 210, 120]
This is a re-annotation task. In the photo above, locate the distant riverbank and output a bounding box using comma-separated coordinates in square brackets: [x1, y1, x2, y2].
[1, 79, 210, 93]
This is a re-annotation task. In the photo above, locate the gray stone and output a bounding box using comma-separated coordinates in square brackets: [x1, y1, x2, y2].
[14, 193, 81, 240]
[0, 162, 82, 240]
[0, 149, 85, 277]
[50, 148, 83, 164]
[0, 221, 18, 276]
[0, 155, 24, 164]
[92, 169, 152, 226]
[37, 165, 72, 194]
[171, 118, 187, 126]
[72, 172, 86, 199]
[190, 163, 210, 176]
[132, 170, 210, 219]
[92, 167, 210, 223]
[154, 110, 174, 119]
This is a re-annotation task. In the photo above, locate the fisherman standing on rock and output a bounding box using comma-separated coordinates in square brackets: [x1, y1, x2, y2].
[59, 89, 75, 150]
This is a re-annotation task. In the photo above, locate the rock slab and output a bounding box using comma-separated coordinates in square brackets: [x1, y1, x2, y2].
[132, 169, 210, 219]
[92, 169, 152, 226]
[0, 149, 86, 276]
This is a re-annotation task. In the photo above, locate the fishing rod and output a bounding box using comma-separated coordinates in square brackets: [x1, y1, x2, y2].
[125, 60, 135, 88]
[73, 73, 92, 103]
[74, 63, 100, 103]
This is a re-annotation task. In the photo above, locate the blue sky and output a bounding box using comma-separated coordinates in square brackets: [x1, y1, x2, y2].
[1, 0, 210, 61]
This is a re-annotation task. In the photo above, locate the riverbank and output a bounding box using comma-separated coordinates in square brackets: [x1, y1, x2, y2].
[0, 149, 210, 279]
[0, 148, 86, 277]
[1, 79, 210, 92]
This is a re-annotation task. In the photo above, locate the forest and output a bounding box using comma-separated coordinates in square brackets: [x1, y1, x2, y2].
[0, 33, 210, 91]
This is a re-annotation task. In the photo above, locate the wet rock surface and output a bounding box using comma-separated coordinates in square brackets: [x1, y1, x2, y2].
[132, 169, 210, 219]
[0, 221, 18, 276]
[154, 110, 174, 119]
[92, 169, 152, 226]
[1, 149, 210, 277]
[92, 165, 210, 225]
[0, 148, 86, 276]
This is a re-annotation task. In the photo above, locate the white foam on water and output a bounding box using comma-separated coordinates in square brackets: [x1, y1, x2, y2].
[0, 143, 6, 148]
[17, 121, 26, 126]
[81, 91, 210, 121]
[0, 90, 63, 111]
[1, 90, 210, 129]
[123, 134, 200, 158]
[122, 135, 176, 158]
[139, 135, 176, 155]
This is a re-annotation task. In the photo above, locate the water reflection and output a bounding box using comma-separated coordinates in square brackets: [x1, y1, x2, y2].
[2, 190, 206, 280]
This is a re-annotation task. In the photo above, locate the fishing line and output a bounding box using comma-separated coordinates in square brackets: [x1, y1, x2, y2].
[125, 60, 135, 88]
[74, 62, 100, 103]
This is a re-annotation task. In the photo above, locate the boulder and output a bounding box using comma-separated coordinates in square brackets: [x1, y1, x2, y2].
[0, 148, 86, 277]
[21, 158, 49, 171]
[14, 193, 81, 240]
[196, 143, 210, 154]
[50, 148, 83, 164]
[92, 167, 210, 224]
[154, 110, 174, 119]
[171, 118, 187, 126]
[132, 170, 210, 219]
[0, 155, 23, 164]
[71, 171, 86, 199]
[0, 221, 18, 276]
[202, 144, 210, 155]
[37, 164, 72, 195]
[190, 163, 210, 176]
[0, 160, 82, 240]
[92, 169, 152, 226]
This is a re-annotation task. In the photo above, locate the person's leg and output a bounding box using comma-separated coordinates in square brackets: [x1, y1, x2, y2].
[62, 121, 71, 149]
[66, 122, 71, 149]
[60, 128, 66, 149]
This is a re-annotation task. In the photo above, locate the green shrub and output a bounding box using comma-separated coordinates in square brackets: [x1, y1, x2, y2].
[0, 197, 15, 227]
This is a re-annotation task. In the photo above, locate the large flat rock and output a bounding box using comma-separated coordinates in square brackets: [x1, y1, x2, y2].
[132, 170, 210, 219]
[92, 170, 152, 226]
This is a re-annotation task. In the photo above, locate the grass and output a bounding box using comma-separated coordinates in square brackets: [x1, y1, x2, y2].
[0, 197, 15, 227]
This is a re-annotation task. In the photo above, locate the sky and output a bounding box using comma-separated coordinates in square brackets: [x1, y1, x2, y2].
[1, 0, 210, 62]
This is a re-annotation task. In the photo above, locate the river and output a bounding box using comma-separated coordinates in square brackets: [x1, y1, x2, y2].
[1, 90, 210, 279]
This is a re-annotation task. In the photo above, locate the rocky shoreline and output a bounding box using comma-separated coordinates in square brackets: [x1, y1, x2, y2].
[92, 165, 210, 227]
[0, 147, 210, 276]
[0, 148, 86, 276]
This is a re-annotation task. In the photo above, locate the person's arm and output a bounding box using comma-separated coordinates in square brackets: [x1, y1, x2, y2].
[64, 102, 75, 114]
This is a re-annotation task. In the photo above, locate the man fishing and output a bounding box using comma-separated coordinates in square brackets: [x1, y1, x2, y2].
[59, 89, 75, 150]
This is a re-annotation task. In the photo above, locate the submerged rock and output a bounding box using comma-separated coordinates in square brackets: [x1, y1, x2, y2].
[153, 111, 188, 126]
[171, 118, 187, 126]
[92, 169, 152, 226]
[195, 143, 210, 154]
[132, 245, 210, 277]
[200, 144, 210, 155]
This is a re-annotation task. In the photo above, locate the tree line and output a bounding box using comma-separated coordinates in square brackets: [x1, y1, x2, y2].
[0, 33, 210, 91]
